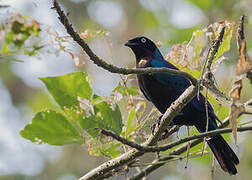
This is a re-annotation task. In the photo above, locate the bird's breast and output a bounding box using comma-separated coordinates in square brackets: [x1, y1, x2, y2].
[137, 74, 179, 114]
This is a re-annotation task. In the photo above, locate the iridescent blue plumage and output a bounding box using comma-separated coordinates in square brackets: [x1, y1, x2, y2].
[125, 36, 239, 175]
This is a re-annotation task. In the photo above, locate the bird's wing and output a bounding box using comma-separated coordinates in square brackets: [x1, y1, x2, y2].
[150, 59, 221, 125]
[150, 59, 190, 94]
[191, 94, 221, 126]
[139, 85, 151, 101]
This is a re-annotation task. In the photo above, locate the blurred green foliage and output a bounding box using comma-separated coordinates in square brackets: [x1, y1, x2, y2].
[2, 16, 41, 54]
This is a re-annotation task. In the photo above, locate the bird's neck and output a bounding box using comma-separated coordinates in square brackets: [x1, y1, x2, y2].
[154, 48, 163, 59]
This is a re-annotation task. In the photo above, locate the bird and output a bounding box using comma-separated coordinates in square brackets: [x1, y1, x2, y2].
[125, 36, 239, 175]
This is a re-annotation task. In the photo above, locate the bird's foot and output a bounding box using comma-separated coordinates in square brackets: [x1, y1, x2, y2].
[151, 123, 157, 135]
[151, 116, 162, 135]
[151, 116, 174, 137]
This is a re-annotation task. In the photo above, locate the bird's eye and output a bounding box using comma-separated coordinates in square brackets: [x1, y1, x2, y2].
[141, 38, 146, 43]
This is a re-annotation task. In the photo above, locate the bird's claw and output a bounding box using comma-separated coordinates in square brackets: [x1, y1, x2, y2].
[151, 115, 175, 139]
[151, 116, 162, 135]
[151, 123, 157, 135]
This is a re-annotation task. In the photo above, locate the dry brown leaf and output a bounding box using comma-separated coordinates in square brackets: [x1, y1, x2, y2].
[236, 41, 252, 75]
[229, 16, 248, 143]
[229, 104, 238, 144]
[207, 20, 234, 41]
[229, 78, 242, 104]
[235, 15, 252, 83]
[31, 19, 41, 29]
[23, 19, 41, 30]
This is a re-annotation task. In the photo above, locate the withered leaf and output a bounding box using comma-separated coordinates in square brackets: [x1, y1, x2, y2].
[236, 41, 252, 75]
[171, 44, 188, 68]
[229, 78, 242, 103]
[229, 104, 239, 144]
[235, 15, 252, 83]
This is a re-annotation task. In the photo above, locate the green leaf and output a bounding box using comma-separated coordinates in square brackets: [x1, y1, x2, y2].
[128, 86, 139, 96]
[113, 82, 127, 96]
[70, 110, 99, 137]
[94, 102, 122, 134]
[88, 141, 121, 158]
[77, 101, 122, 137]
[20, 110, 84, 145]
[100, 142, 121, 158]
[113, 82, 139, 96]
[40, 72, 93, 108]
[125, 108, 137, 137]
[183, 67, 202, 79]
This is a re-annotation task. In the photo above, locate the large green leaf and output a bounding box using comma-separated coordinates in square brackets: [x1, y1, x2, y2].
[77, 101, 122, 137]
[65, 107, 99, 137]
[94, 102, 122, 134]
[20, 110, 84, 145]
[40, 72, 92, 108]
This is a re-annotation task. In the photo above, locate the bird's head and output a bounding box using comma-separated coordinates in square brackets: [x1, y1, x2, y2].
[125, 36, 163, 63]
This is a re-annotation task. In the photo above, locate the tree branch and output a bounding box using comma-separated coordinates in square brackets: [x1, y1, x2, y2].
[100, 128, 145, 151]
[128, 105, 248, 180]
[201, 26, 229, 105]
[102, 126, 252, 153]
[79, 84, 197, 180]
[100, 126, 181, 151]
[159, 125, 181, 140]
[146, 85, 198, 145]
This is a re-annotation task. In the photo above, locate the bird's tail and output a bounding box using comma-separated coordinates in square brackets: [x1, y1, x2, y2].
[207, 135, 239, 175]
[194, 117, 239, 175]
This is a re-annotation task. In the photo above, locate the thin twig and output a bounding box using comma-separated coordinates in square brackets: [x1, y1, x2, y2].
[185, 127, 191, 168]
[200, 26, 227, 105]
[198, 47, 211, 98]
[159, 125, 181, 140]
[201, 88, 209, 156]
[206, 27, 225, 71]
[101, 125, 252, 153]
[100, 129, 145, 151]
[211, 154, 215, 180]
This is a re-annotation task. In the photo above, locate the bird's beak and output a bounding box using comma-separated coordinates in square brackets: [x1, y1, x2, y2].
[124, 40, 137, 47]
